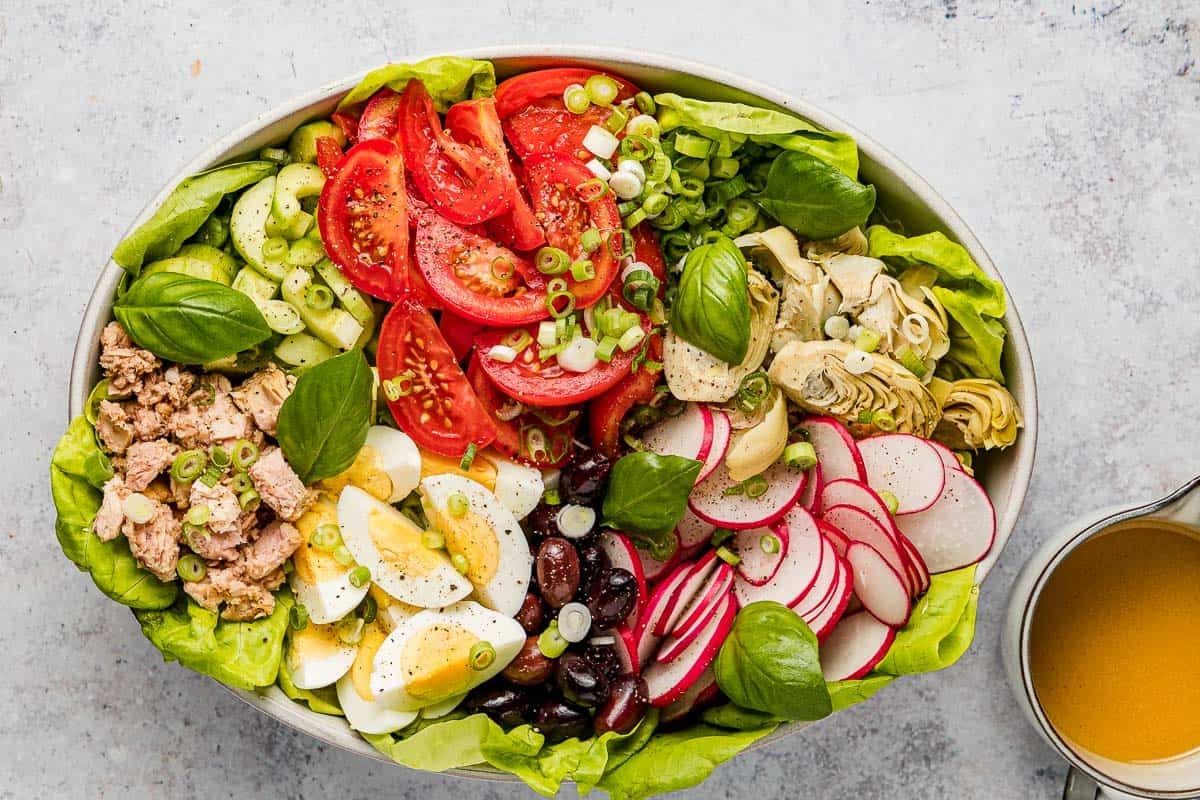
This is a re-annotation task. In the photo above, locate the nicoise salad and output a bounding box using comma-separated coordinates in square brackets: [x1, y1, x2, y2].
[51, 56, 1022, 798]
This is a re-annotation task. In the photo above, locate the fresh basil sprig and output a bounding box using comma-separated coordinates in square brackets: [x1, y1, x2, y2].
[669, 234, 751, 365]
[602, 452, 702, 553]
[276, 349, 373, 483]
[113, 272, 272, 364]
[753, 150, 876, 240]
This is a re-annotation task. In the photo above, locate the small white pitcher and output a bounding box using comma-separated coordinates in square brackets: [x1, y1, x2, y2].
[1003, 475, 1200, 799]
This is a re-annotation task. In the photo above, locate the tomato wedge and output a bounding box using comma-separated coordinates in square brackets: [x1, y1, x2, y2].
[315, 136, 344, 178]
[494, 68, 638, 118]
[439, 310, 485, 363]
[588, 334, 663, 459]
[414, 212, 547, 326]
[496, 68, 639, 160]
[523, 153, 622, 309]
[317, 138, 411, 301]
[377, 301, 496, 457]
[473, 315, 650, 407]
[630, 223, 667, 284]
[357, 88, 402, 142]
[331, 109, 361, 144]
[467, 355, 579, 467]
[399, 80, 512, 226]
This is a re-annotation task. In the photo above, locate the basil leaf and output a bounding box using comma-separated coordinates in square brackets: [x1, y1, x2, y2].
[753, 150, 876, 240]
[113, 272, 272, 364]
[112, 161, 276, 275]
[713, 601, 832, 721]
[669, 234, 751, 365]
[276, 349, 373, 483]
[602, 452, 702, 546]
[339, 56, 496, 110]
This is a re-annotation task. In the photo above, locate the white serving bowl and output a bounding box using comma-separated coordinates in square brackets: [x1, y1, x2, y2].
[68, 45, 1038, 782]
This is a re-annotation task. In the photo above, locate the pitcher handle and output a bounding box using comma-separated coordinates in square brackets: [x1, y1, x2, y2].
[1063, 767, 1100, 800]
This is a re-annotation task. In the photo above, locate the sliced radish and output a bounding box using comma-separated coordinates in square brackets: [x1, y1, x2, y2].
[798, 417, 865, 482]
[698, 409, 732, 483]
[634, 565, 691, 665]
[676, 506, 716, 549]
[661, 666, 717, 724]
[600, 532, 648, 614]
[646, 594, 736, 707]
[689, 460, 807, 530]
[898, 533, 931, 596]
[845, 542, 911, 627]
[856, 434, 945, 514]
[894, 467, 996, 573]
[844, 593, 863, 615]
[819, 479, 896, 535]
[806, 556, 853, 640]
[791, 535, 838, 618]
[635, 530, 681, 583]
[799, 463, 823, 513]
[926, 439, 966, 474]
[816, 519, 850, 558]
[670, 562, 734, 641]
[820, 611, 897, 681]
[656, 552, 720, 636]
[607, 625, 639, 676]
[731, 525, 789, 587]
[644, 403, 713, 464]
[821, 504, 908, 585]
[734, 508, 823, 608]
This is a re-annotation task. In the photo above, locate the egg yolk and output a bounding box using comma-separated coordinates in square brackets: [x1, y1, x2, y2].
[399, 623, 477, 700]
[420, 450, 497, 491]
[368, 507, 445, 579]
[351, 622, 390, 702]
[368, 583, 420, 626]
[293, 500, 348, 583]
[441, 509, 500, 588]
[320, 445, 393, 502]
[288, 623, 345, 671]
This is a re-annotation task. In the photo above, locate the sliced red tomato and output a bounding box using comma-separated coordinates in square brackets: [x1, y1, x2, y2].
[588, 334, 663, 459]
[414, 212, 547, 326]
[439, 310, 485, 363]
[523, 153, 622, 309]
[315, 136, 344, 178]
[496, 68, 639, 160]
[398, 80, 512, 226]
[357, 88, 402, 141]
[494, 68, 638, 118]
[331, 109, 361, 144]
[467, 355, 579, 467]
[630, 223, 667, 284]
[377, 301, 496, 457]
[474, 315, 650, 407]
[317, 138, 411, 301]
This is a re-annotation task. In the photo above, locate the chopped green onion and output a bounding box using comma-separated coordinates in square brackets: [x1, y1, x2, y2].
[603, 107, 628, 134]
[262, 236, 288, 261]
[423, 529, 445, 550]
[596, 336, 619, 363]
[184, 504, 211, 527]
[626, 113, 660, 140]
[580, 227, 602, 254]
[710, 527, 736, 546]
[618, 134, 654, 161]
[459, 442, 477, 471]
[873, 411, 897, 432]
[335, 617, 365, 646]
[491, 256, 515, 281]
[607, 229, 634, 259]
[447, 492, 470, 517]
[232, 439, 259, 470]
[576, 177, 610, 202]
[230, 472, 253, 493]
[382, 371, 415, 402]
[310, 523, 341, 551]
[678, 176, 706, 199]
[535, 246, 571, 275]
[546, 289, 577, 319]
[743, 475, 769, 499]
[896, 347, 929, 378]
[855, 328, 882, 353]
[760, 534, 781, 555]
[451, 553, 470, 575]
[570, 259, 595, 281]
[171, 450, 207, 483]
[349, 565, 371, 588]
[304, 283, 334, 310]
[333, 545, 355, 566]
[563, 83, 590, 114]
[468, 641, 497, 671]
[956, 451, 974, 470]
[634, 91, 656, 114]
[706, 174, 749, 206]
[489, 344, 519, 364]
[289, 603, 309, 631]
[177, 554, 207, 582]
[617, 325, 645, 353]
[709, 157, 740, 180]
[824, 315, 851, 340]
[585, 74, 620, 106]
[259, 146, 291, 165]
[537, 620, 569, 659]
[238, 488, 260, 511]
[209, 445, 231, 469]
[647, 152, 672, 184]
[736, 370, 772, 413]
[359, 594, 378, 624]
[782, 441, 818, 470]
[199, 465, 223, 488]
[537, 320, 558, 347]
[716, 545, 741, 566]
[617, 199, 639, 217]
[723, 198, 759, 235]
[879, 490, 900, 515]
[642, 192, 669, 217]
[673, 132, 712, 159]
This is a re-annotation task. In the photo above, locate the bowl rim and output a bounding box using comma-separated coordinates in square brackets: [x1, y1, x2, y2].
[67, 43, 1038, 781]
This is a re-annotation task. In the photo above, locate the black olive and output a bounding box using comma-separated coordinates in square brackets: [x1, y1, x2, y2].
[559, 449, 612, 506]
[536, 537, 581, 609]
[576, 542, 610, 592]
[583, 642, 622, 684]
[502, 635, 555, 687]
[594, 675, 649, 735]
[515, 591, 546, 634]
[585, 567, 638, 629]
[534, 699, 591, 744]
[464, 686, 531, 728]
[524, 502, 560, 542]
[554, 652, 609, 707]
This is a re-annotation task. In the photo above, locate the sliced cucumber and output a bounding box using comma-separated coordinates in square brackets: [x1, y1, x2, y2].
[231, 176, 287, 280]
[231, 267, 279, 305]
[259, 299, 307, 335]
[286, 237, 326, 268]
[176, 243, 239, 280]
[314, 259, 375, 328]
[275, 332, 338, 369]
[271, 163, 325, 233]
[281, 267, 364, 350]
[288, 120, 347, 164]
[142, 251, 236, 286]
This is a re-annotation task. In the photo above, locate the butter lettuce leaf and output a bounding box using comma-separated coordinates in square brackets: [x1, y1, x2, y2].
[339, 56, 496, 110]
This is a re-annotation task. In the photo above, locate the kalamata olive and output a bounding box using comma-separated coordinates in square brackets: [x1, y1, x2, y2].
[465, 686, 531, 728]
[576, 542, 610, 590]
[515, 592, 546, 634]
[583, 642, 622, 684]
[594, 675, 649, 735]
[534, 699, 591, 744]
[536, 537, 580, 609]
[560, 449, 612, 506]
[524, 502, 559, 542]
[585, 567, 638, 629]
[555, 652, 609, 707]
[502, 635, 555, 686]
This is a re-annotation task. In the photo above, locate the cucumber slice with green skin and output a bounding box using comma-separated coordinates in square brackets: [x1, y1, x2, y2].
[314, 259, 376, 329]
[288, 120, 346, 164]
[271, 163, 326, 233]
[285, 237, 326, 268]
[281, 267, 364, 350]
[176, 243, 239, 280]
[264, 208, 312, 240]
[275, 331, 338, 369]
[142, 251, 236, 286]
[231, 176, 287, 280]
[231, 266, 279, 305]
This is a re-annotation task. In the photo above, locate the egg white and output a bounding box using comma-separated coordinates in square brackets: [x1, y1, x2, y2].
[291, 501, 369, 624]
[337, 621, 419, 735]
[487, 456, 544, 520]
[365, 425, 422, 502]
[287, 623, 358, 690]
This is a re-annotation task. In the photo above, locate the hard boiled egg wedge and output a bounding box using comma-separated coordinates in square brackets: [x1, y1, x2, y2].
[421, 474, 532, 617]
[370, 601, 524, 711]
[320, 426, 422, 503]
[338, 486, 471, 608]
[419, 692, 467, 719]
[336, 621, 419, 734]
[487, 456, 544, 520]
[368, 584, 420, 633]
[290, 499, 368, 624]
[286, 621, 358, 690]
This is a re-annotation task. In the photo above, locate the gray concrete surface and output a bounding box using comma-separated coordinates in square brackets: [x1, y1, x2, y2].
[3, 1, 1198, 797]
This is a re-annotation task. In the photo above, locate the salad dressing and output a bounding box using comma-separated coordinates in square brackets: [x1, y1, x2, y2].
[1029, 520, 1200, 763]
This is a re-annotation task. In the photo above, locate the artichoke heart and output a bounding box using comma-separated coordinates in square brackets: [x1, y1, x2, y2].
[724, 388, 789, 482]
[767, 339, 942, 438]
[929, 377, 1023, 450]
[803, 226, 870, 259]
[664, 270, 778, 402]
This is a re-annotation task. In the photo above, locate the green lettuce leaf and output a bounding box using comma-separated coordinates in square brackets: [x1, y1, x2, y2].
[363, 714, 542, 774]
[339, 57, 496, 110]
[112, 162, 277, 275]
[51, 416, 178, 609]
[134, 589, 293, 691]
[654, 93, 859, 177]
[277, 646, 343, 716]
[597, 723, 778, 800]
[700, 703, 781, 731]
[932, 289, 1007, 383]
[827, 675, 895, 712]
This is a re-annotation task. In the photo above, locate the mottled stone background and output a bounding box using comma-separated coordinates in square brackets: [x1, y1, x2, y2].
[2, 1, 1197, 798]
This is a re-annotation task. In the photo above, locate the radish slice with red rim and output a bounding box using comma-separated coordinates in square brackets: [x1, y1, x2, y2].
[670, 561, 734, 640]
[698, 409, 732, 483]
[635, 530, 681, 583]
[820, 610, 897, 681]
[821, 504, 909, 587]
[926, 439, 967, 474]
[894, 467, 996, 573]
[897, 533, 931, 596]
[856, 434, 945, 514]
[643, 403, 713, 465]
[790, 535, 839, 618]
[645, 594, 736, 707]
[688, 460, 807, 530]
[731, 525, 789, 587]
[676, 506, 716, 549]
[734, 507, 823, 608]
[819, 479, 897, 536]
[634, 564, 691, 665]
[656, 551, 720, 636]
[605, 625, 639, 676]
[798, 417, 865, 482]
[799, 463, 823, 513]
[816, 519, 850, 558]
[805, 556, 853, 640]
[845, 541, 911, 627]
[660, 665, 717, 724]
